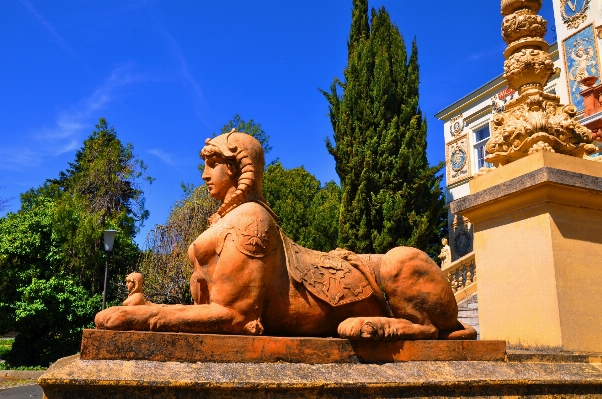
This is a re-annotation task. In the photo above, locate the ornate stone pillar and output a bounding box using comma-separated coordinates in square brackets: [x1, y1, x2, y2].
[484, 0, 596, 168]
[449, 0, 602, 352]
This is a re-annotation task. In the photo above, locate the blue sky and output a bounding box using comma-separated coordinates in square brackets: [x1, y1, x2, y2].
[0, 0, 556, 245]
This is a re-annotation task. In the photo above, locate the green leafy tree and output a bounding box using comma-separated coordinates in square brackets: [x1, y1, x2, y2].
[322, 0, 446, 257]
[5, 276, 101, 367]
[0, 195, 56, 336]
[45, 118, 152, 293]
[138, 185, 217, 304]
[304, 181, 342, 251]
[0, 195, 108, 366]
[0, 118, 151, 365]
[52, 117, 153, 233]
[263, 162, 340, 252]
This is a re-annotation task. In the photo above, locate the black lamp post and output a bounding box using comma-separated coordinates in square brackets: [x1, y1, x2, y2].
[102, 229, 120, 310]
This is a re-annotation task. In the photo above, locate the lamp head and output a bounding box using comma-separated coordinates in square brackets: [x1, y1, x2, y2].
[103, 230, 120, 252]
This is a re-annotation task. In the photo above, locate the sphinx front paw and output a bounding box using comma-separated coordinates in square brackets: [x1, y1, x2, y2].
[337, 317, 383, 340]
[338, 317, 439, 340]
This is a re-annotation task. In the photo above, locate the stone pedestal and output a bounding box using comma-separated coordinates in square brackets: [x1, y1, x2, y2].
[76, 330, 505, 363]
[38, 331, 602, 398]
[39, 354, 602, 399]
[451, 152, 602, 352]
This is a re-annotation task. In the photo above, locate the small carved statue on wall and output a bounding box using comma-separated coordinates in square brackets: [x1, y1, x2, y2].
[96, 132, 475, 341]
[438, 238, 452, 269]
[122, 272, 152, 306]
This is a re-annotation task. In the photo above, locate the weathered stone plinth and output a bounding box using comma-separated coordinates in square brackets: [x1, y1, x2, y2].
[78, 329, 505, 363]
[452, 151, 602, 352]
[39, 353, 602, 398]
[38, 330, 602, 398]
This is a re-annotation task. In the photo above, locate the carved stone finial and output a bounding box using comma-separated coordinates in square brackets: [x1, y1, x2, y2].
[485, 0, 596, 167]
[501, 0, 542, 16]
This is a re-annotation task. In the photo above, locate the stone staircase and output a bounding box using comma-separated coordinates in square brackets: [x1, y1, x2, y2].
[457, 293, 479, 339]
[442, 251, 479, 338]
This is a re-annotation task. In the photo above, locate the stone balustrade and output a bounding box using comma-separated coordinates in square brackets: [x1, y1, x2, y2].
[442, 251, 476, 302]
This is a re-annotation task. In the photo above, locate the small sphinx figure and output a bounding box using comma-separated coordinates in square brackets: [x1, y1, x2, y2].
[122, 272, 153, 306]
[438, 238, 452, 268]
[95, 132, 476, 340]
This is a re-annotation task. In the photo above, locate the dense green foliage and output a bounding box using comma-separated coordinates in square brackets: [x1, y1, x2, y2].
[51, 118, 152, 233]
[0, 118, 150, 366]
[6, 276, 101, 367]
[322, 0, 446, 256]
[0, 339, 12, 360]
[263, 163, 341, 252]
[138, 185, 217, 304]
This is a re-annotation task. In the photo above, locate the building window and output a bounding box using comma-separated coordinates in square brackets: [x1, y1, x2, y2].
[473, 123, 492, 170]
[544, 84, 556, 95]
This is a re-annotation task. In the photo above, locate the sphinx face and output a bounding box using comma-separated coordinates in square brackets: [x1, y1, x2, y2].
[202, 155, 237, 202]
[126, 279, 135, 293]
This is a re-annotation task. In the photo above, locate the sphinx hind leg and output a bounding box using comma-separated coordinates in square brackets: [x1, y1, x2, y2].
[438, 321, 477, 340]
[338, 246, 463, 340]
[377, 247, 461, 332]
[338, 317, 438, 340]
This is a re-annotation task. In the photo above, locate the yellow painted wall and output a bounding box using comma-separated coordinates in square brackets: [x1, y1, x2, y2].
[549, 203, 602, 352]
[461, 154, 602, 352]
[475, 205, 563, 348]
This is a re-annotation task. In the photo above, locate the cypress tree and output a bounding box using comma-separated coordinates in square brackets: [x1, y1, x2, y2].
[322, 0, 446, 257]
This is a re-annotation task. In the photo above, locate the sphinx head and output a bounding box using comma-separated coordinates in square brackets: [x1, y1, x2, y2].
[200, 131, 266, 219]
[126, 272, 144, 295]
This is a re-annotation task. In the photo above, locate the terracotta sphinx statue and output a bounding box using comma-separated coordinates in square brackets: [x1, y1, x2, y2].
[122, 272, 153, 306]
[95, 132, 476, 340]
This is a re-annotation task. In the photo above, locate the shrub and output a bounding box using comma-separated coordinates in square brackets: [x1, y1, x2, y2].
[5, 276, 101, 367]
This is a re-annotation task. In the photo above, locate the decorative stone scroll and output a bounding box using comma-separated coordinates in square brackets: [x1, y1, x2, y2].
[446, 134, 471, 185]
[451, 214, 473, 259]
[485, 0, 595, 167]
[559, 0, 591, 30]
[449, 114, 464, 137]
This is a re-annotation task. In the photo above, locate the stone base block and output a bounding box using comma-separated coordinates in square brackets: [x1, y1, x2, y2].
[451, 152, 602, 352]
[39, 354, 602, 399]
[79, 329, 505, 363]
